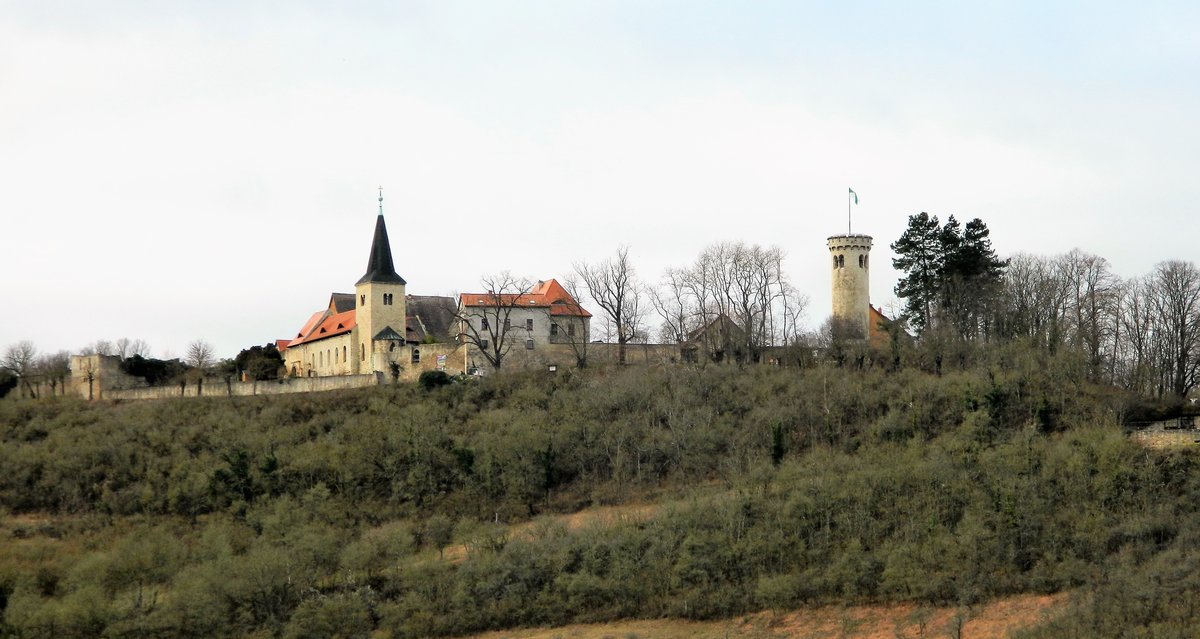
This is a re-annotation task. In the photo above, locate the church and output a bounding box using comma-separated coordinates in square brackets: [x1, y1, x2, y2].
[277, 194, 593, 379]
[277, 196, 460, 378]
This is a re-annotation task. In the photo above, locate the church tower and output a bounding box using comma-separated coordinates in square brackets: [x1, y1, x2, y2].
[355, 190, 407, 373]
[827, 233, 872, 337]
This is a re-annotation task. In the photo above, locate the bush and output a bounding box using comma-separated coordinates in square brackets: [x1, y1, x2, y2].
[418, 370, 454, 391]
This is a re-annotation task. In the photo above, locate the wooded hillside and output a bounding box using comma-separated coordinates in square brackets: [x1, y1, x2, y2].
[1, 351, 1197, 637]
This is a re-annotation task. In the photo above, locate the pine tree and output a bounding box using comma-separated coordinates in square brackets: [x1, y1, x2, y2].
[892, 213, 1006, 337]
[891, 212, 943, 331]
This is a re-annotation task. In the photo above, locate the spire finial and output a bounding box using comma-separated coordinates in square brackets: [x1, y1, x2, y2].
[378, 186, 383, 216]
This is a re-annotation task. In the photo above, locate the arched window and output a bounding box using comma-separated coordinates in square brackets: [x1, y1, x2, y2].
[833, 255, 839, 268]
[343, 345, 347, 362]
[360, 294, 365, 306]
[858, 254, 864, 268]
[361, 344, 365, 361]
[411, 348, 420, 364]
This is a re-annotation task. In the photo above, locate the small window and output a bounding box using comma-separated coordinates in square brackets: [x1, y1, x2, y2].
[568, 323, 576, 337]
[360, 294, 366, 306]
[504, 318, 511, 330]
[525, 318, 534, 331]
[343, 346, 347, 361]
[481, 317, 490, 330]
[858, 254, 864, 268]
[361, 344, 365, 361]
[389, 342, 396, 352]
[550, 324, 559, 336]
[411, 348, 420, 364]
[480, 339, 489, 350]
[525, 339, 534, 350]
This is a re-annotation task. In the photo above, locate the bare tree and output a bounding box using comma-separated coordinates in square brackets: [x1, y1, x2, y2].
[1147, 260, 1200, 398]
[36, 351, 71, 396]
[2, 341, 39, 398]
[455, 272, 534, 371]
[650, 267, 693, 345]
[185, 339, 216, 371]
[575, 247, 646, 365]
[129, 339, 152, 358]
[659, 242, 803, 364]
[1058, 249, 1120, 383]
[548, 276, 592, 367]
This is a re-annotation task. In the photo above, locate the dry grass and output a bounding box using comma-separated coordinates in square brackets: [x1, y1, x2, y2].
[457, 593, 1067, 639]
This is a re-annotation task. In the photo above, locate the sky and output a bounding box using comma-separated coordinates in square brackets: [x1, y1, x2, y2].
[2, 1, 1198, 360]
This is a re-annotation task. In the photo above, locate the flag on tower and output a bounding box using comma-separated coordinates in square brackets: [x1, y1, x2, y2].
[849, 187, 858, 204]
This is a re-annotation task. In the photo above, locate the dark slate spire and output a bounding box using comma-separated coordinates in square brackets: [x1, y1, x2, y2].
[356, 189, 406, 285]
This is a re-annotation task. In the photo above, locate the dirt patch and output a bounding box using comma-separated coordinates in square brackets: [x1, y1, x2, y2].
[458, 592, 1067, 639]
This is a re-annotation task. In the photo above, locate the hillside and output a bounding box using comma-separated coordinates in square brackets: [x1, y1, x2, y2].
[2, 354, 1199, 638]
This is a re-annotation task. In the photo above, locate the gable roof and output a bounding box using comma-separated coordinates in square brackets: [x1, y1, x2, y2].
[282, 309, 357, 350]
[406, 295, 458, 340]
[459, 278, 592, 318]
[329, 292, 356, 313]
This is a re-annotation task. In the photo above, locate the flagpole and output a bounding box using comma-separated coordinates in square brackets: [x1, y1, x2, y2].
[848, 189, 852, 235]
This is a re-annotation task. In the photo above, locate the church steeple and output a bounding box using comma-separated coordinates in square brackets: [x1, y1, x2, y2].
[356, 188, 406, 285]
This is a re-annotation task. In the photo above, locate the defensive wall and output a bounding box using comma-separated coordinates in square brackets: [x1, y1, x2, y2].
[103, 372, 385, 401]
[64, 342, 688, 402]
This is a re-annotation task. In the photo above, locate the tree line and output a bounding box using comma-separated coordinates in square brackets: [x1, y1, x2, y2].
[889, 212, 1200, 400]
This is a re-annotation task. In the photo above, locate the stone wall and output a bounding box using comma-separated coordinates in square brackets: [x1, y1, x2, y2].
[104, 372, 384, 401]
[69, 354, 148, 400]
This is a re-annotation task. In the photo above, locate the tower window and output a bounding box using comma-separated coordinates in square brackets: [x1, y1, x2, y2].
[343, 346, 347, 362]
[833, 255, 838, 268]
[360, 294, 366, 306]
[383, 293, 393, 305]
[411, 348, 420, 364]
[858, 254, 864, 268]
[361, 344, 365, 361]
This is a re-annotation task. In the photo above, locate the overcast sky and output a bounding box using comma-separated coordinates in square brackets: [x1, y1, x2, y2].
[2, 1, 1198, 359]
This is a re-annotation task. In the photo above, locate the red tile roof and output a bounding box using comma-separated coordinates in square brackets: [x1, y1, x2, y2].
[459, 278, 592, 318]
[282, 309, 357, 350]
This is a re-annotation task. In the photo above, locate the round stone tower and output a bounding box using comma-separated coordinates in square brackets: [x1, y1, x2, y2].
[827, 234, 873, 337]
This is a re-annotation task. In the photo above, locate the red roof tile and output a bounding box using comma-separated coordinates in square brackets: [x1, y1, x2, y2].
[460, 278, 592, 318]
[283, 309, 357, 350]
